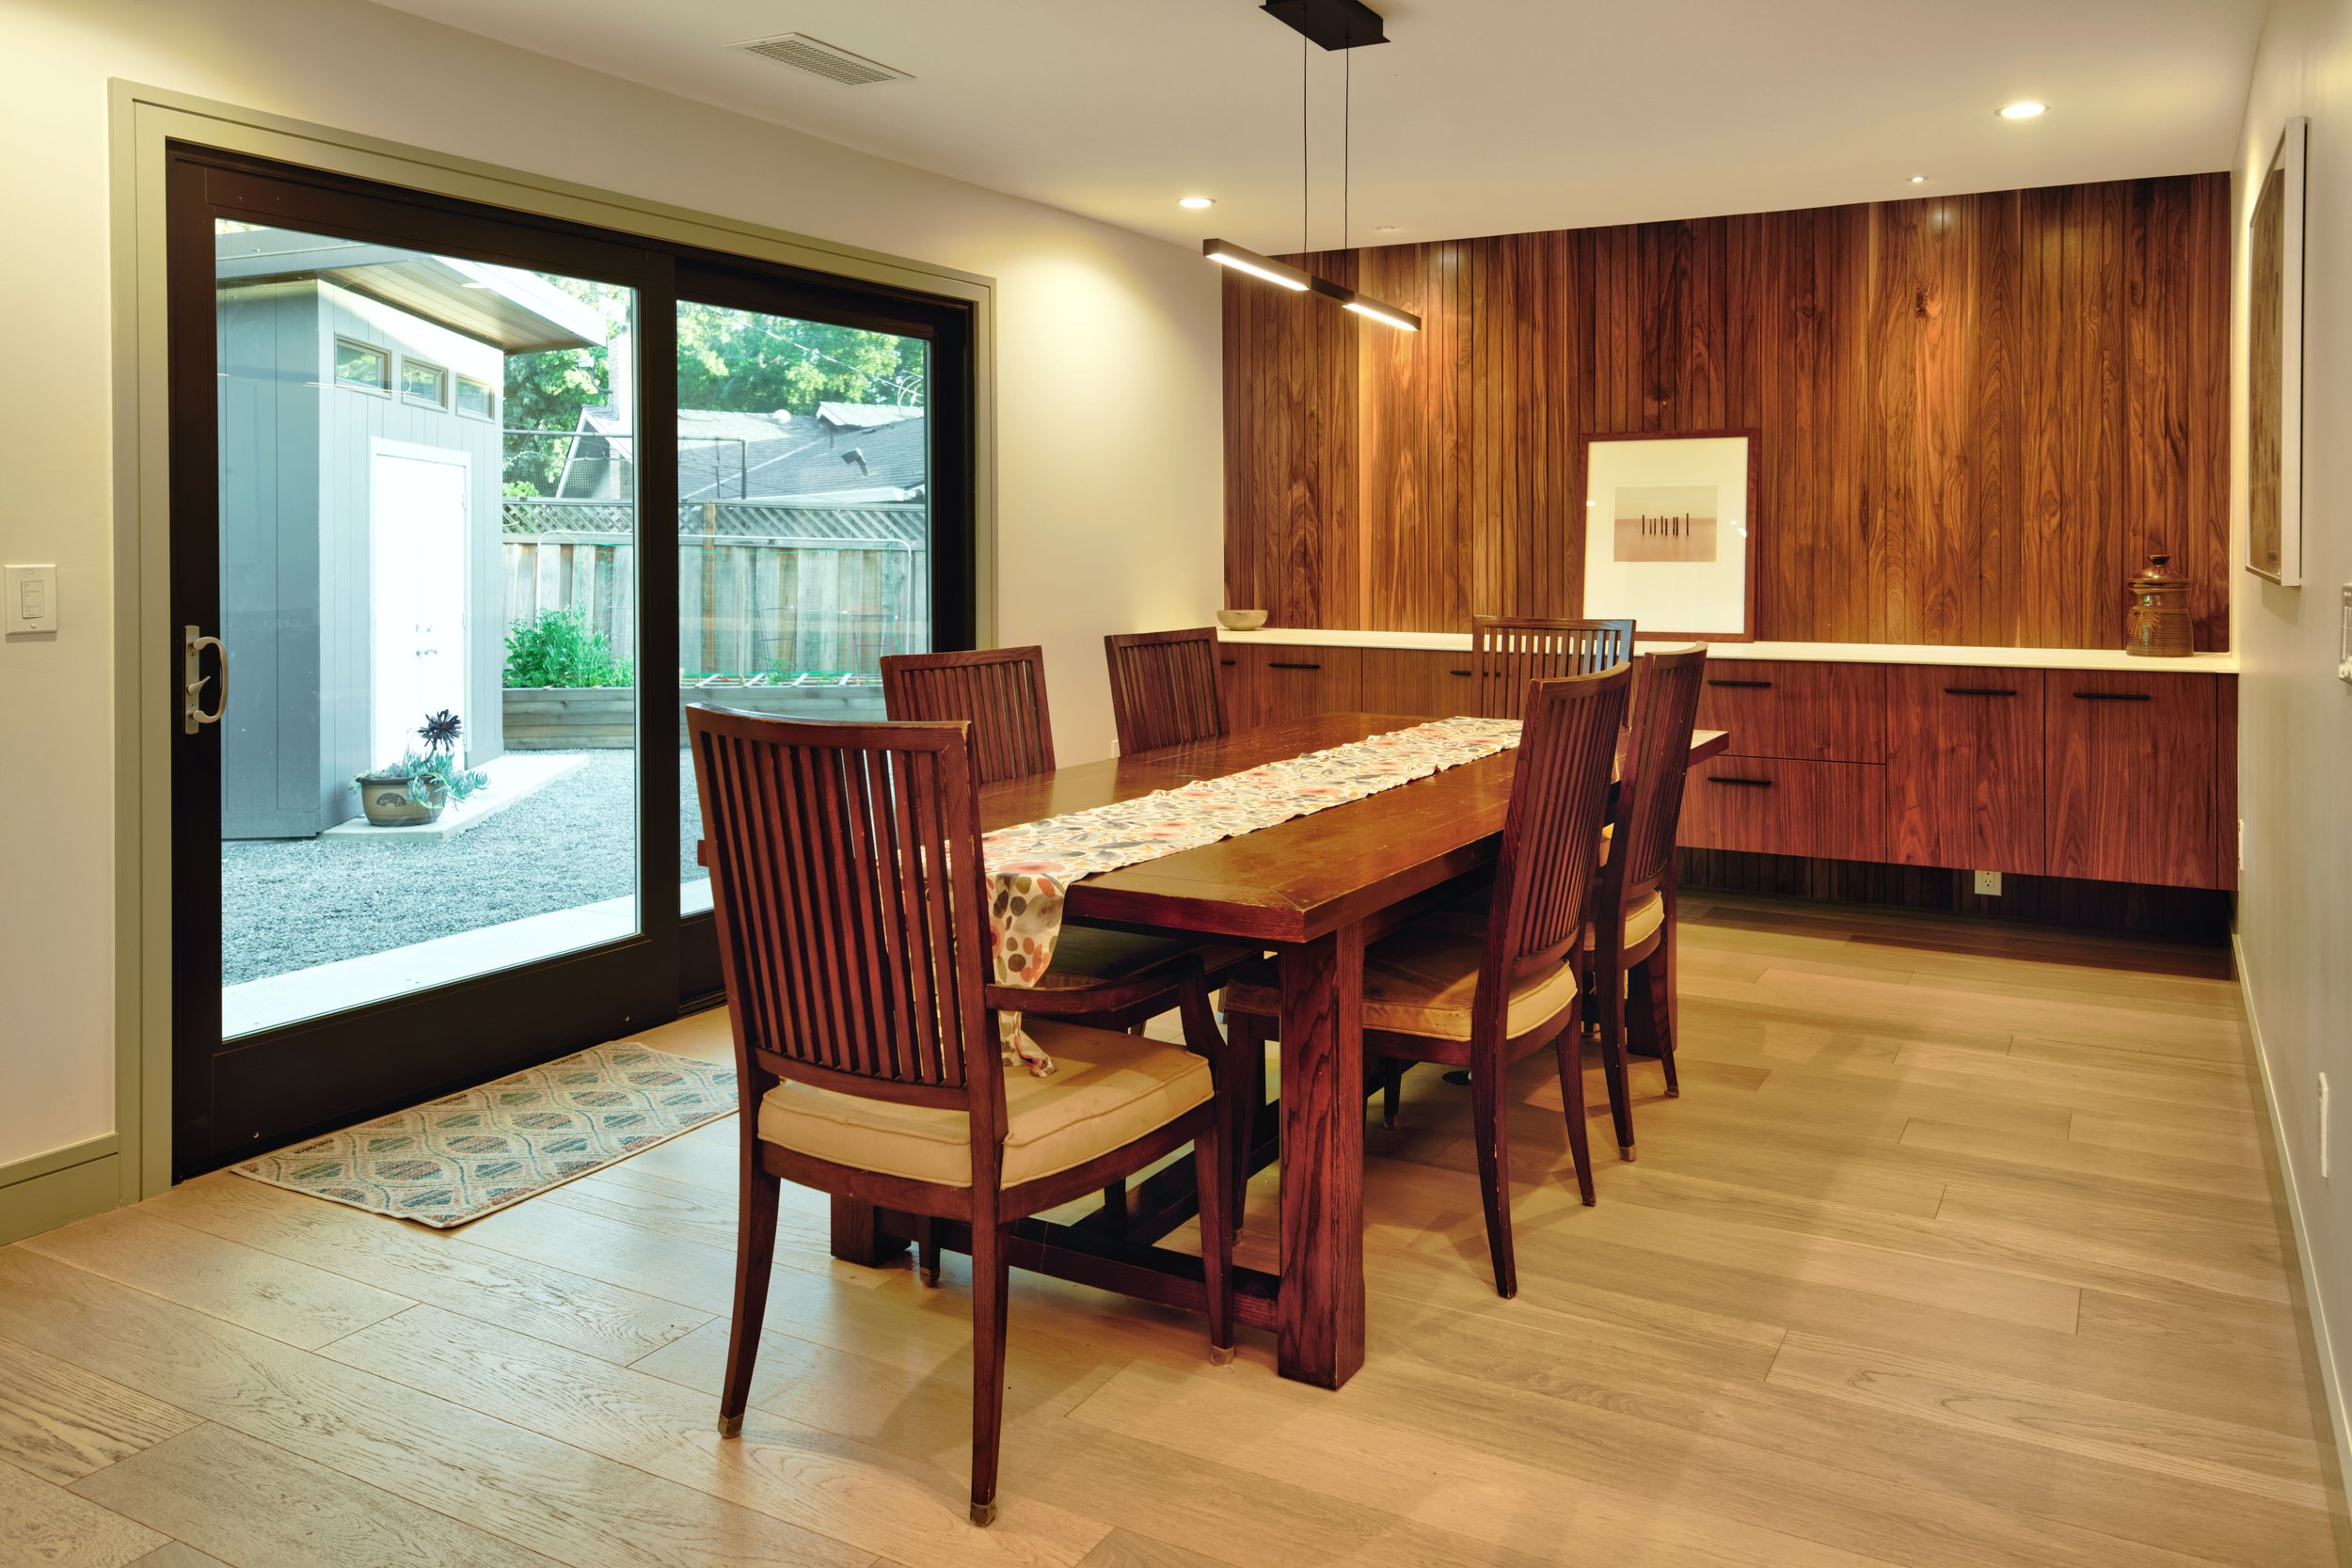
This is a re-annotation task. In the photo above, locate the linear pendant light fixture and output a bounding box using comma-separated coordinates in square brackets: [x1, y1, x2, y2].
[1203, 0, 1419, 332]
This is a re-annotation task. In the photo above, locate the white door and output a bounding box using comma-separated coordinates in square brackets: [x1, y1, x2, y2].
[369, 442, 470, 769]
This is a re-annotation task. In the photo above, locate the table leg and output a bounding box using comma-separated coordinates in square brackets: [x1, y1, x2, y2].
[1277, 922, 1366, 1389]
[829, 1196, 910, 1265]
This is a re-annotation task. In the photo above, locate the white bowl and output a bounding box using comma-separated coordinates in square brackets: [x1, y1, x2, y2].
[1216, 609, 1269, 631]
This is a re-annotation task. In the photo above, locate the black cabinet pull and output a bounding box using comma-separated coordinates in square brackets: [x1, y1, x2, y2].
[1219, 657, 1236, 667]
[1708, 678, 1773, 689]
[1267, 661, 1322, 671]
[1448, 668, 1472, 677]
[1706, 775, 1774, 788]
[1945, 687, 2017, 697]
[2072, 690, 2153, 702]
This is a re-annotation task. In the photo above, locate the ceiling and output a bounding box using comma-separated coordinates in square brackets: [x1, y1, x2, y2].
[372, 0, 2267, 253]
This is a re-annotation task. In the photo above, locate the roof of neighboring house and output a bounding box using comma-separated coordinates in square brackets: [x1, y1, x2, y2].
[214, 230, 606, 352]
[562, 403, 929, 503]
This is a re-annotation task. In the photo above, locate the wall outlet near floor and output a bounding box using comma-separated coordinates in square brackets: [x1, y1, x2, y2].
[2323, 1073, 2332, 1179]
[1972, 869, 2002, 896]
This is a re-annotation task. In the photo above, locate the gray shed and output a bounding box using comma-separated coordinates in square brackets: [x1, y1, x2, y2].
[215, 227, 605, 839]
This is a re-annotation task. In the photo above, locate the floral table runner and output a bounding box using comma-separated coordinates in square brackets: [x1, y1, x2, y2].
[982, 716, 1523, 1074]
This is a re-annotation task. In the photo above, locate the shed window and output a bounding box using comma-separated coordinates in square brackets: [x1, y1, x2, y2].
[455, 375, 494, 420]
[401, 358, 449, 407]
[333, 339, 389, 391]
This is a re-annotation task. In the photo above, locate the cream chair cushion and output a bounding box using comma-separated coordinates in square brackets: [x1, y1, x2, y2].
[755, 1020, 1211, 1188]
[1225, 926, 1584, 1044]
[1590, 890, 1666, 952]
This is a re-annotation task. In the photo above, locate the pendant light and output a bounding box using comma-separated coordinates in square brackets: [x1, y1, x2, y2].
[1204, 0, 1419, 332]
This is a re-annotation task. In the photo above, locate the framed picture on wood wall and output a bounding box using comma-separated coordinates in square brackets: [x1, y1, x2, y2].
[2249, 116, 2308, 587]
[1579, 429, 1758, 640]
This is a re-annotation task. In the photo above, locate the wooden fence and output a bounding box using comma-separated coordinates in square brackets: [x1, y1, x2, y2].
[501, 499, 930, 678]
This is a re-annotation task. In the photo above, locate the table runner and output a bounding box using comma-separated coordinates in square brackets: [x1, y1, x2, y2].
[983, 716, 1523, 1074]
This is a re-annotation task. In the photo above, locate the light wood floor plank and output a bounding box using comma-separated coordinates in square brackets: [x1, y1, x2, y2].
[0, 1332, 198, 1484]
[0, 1454, 167, 1568]
[123, 1544, 233, 1568]
[69, 1422, 569, 1568]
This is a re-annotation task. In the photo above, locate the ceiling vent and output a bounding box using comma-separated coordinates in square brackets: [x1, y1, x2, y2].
[731, 33, 912, 87]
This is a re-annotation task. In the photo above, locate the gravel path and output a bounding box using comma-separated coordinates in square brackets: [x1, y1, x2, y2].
[222, 751, 704, 986]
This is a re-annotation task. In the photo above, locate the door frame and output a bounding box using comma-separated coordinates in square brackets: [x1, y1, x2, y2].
[110, 81, 999, 1199]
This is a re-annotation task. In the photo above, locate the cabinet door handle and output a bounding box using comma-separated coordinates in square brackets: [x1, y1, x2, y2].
[1708, 678, 1772, 689]
[1945, 687, 2017, 697]
[1448, 669, 1472, 677]
[1219, 657, 1236, 667]
[2072, 690, 2153, 702]
[1267, 661, 1322, 671]
[1706, 775, 1774, 788]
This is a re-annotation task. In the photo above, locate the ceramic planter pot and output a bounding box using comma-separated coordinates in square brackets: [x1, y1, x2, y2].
[355, 772, 446, 826]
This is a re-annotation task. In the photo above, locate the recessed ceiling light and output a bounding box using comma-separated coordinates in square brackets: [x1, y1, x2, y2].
[1908, 174, 1929, 183]
[1178, 196, 1216, 210]
[1997, 102, 2047, 119]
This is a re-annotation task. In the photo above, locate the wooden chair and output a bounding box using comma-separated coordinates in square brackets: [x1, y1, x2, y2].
[1104, 627, 1230, 754]
[880, 643, 1253, 1229]
[1470, 616, 1636, 719]
[1221, 666, 1632, 1297]
[1583, 646, 1708, 1157]
[880, 646, 1057, 785]
[688, 705, 1233, 1527]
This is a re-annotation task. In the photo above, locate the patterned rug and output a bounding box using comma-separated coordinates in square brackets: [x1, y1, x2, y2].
[231, 1042, 738, 1227]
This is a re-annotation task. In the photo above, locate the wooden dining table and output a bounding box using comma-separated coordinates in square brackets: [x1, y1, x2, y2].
[829, 711, 1731, 1389]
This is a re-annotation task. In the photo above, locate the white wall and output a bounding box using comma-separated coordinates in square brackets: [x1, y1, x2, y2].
[0, 0, 1224, 1168]
[2234, 0, 2352, 1455]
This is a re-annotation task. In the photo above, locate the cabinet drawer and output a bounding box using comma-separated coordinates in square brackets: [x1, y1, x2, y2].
[1695, 660, 1886, 762]
[1233, 644, 1361, 726]
[1359, 648, 1474, 717]
[1886, 667, 2047, 876]
[2046, 672, 2223, 889]
[1678, 756, 1887, 862]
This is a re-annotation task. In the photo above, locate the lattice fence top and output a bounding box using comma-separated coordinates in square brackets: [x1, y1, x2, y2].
[502, 499, 927, 544]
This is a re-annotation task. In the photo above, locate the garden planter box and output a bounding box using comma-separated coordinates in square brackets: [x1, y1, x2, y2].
[503, 679, 885, 750]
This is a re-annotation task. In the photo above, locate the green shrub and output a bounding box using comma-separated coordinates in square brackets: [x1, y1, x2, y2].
[503, 609, 632, 689]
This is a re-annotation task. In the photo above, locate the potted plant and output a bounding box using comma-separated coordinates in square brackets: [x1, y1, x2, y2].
[355, 710, 489, 826]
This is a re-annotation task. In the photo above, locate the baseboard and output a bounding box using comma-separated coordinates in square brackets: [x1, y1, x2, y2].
[0, 1133, 121, 1245]
[2234, 929, 2352, 1512]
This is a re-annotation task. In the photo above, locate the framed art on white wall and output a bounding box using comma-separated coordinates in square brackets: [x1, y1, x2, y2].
[1579, 429, 1758, 641]
[2249, 115, 2308, 587]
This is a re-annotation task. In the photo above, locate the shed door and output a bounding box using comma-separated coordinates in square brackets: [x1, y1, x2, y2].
[368, 441, 470, 769]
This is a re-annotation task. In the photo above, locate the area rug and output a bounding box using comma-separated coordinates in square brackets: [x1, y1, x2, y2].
[231, 1042, 738, 1227]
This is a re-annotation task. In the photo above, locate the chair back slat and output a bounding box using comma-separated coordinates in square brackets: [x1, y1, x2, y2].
[1104, 627, 1230, 753]
[1471, 617, 1636, 719]
[881, 646, 1057, 784]
[1476, 667, 1632, 1034]
[689, 705, 998, 1119]
[1610, 646, 1709, 904]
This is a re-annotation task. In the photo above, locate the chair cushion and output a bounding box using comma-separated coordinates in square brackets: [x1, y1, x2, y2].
[755, 1021, 1212, 1188]
[1589, 890, 1666, 952]
[1224, 926, 1583, 1045]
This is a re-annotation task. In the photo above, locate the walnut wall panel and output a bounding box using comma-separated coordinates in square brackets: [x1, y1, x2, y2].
[1223, 174, 2230, 652]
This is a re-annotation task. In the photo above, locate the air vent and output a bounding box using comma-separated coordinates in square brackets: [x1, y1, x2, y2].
[732, 33, 911, 87]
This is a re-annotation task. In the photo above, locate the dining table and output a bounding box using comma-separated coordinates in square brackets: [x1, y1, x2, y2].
[828, 710, 1732, 1390]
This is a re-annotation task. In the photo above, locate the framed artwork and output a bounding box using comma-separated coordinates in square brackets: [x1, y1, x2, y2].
[2249, 116, 2308, 587]
[1578, 429, 1758, 641]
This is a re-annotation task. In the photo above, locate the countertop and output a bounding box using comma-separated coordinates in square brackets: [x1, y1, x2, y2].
[1214, 626, 2238, 674]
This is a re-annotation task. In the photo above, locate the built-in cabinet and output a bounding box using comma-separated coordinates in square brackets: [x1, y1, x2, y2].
[1216, 636, 2236, 893]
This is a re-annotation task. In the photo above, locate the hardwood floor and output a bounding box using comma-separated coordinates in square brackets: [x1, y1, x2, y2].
[3, 897, 2342, 1567]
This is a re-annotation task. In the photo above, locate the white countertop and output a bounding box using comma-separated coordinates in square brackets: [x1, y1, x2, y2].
[1215, 626, 2238, 674]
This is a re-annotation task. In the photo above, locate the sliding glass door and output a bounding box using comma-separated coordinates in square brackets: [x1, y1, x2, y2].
[167, 148, 972, 1174]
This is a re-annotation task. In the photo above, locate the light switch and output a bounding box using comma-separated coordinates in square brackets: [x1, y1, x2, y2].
[4, 565, 57, 635]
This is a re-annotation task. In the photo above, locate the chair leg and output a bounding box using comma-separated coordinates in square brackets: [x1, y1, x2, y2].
[968, 1215, 1010, 1528]
[916, 1216, 943, 1286]
[1181, 980, 1246, 1237]
[1380, 1059, 1405, 1130]
[718, 1164, 780, 1436]
[1193, 1109, 1236, 1364]
[1468, 1059, 1517, 1299]
[1100, 1177, 1129, 1233]
[1553, 1028, 1598, 1207]
[1597, 954, 1636, 1161]
[1658, 890, 1682, 1096]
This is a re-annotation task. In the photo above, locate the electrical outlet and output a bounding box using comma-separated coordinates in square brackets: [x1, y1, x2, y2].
[2323, 1073, 2332, 1179]
[1973, 869, 2002, 896]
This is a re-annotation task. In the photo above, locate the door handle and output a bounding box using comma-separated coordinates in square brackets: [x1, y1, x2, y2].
[1706, 775, 1774, 787]
[1267, 661, 1323, 671]
[183, 626, 229, 735]
[1708, 678, 1772, 689]
[2072, 690, 2153, 702]
[1944, 687, 2018, 697]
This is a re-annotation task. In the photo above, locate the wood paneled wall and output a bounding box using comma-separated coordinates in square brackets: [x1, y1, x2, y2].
[1223, 175, 2231, 650]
